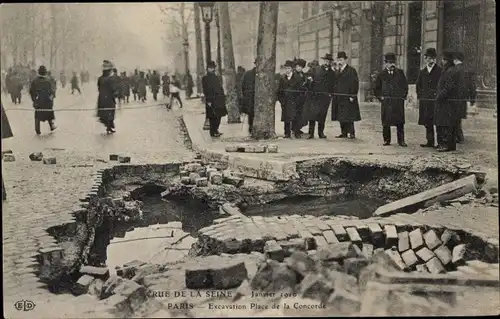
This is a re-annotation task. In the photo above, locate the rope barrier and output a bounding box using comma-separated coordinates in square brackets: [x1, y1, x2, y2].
[3, 102, 168, 112]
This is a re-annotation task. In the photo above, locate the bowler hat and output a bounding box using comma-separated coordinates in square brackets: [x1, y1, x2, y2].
[337, 51, 348, 60]
[102, 60, 113, 71]
[295, 58, 307, 68]
[384, 53, 397, 62]
[284, 60, 294, 68]
[38, 65, 47, 76]
[453, 51, 464, 61]
[321, 53, 334, 61]
[424, 48, 437, 58]
[207, 60, 217, 69]
[442, 50, 454, 62]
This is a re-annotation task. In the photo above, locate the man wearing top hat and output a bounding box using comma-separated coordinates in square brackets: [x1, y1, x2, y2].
[202, 61, 227, 138]
[331, 51, 361, 139]
[240, 59, 257, 135]
[276, 60, 303, 138]
[29, 65, 57, 135]
[304, 53, 336, 139]
[452, 51, 476, 144]
[434, 50, 461, 152]
[374, 53, 409, 147]
[416, 48, 442, 147]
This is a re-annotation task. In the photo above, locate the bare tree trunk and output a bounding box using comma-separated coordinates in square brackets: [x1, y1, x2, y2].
[251, 2, 279, 139]
[30, 5, 36, 68]
[219, 2, 240, 123]
[215, 4, 222, 82]
[194, 2, 204, 96]
[50, 4, 56, 70]
[180, 2, 190, 79]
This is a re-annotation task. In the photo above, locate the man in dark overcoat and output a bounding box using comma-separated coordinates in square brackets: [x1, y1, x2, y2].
[120, 71, 131, 103]
[162, 72, 171, 100]
[240, 60, 257, 135]
[29, 65, 57, 135]
[416, 48, 442, 147]
[7, 71, 23, 104]
[132, 69, 140, 101]
[277, 60, 303, 138]
[434, 51, 461, 152]
[137, 71, 147, 102]
[96, 60, 118, 134]
[331, 51, 361, 139]
[374, 53, 409, 147]
[71, 72, 81, 95]
[303, 53, 335, 139]
[150, 70, 161, 101]
[453, 51, 476, 144]
[293, 58, 308, 136]
[184, 71, 194, 99]
[1, 102, 13, 201]
[202, 61, 227, 137]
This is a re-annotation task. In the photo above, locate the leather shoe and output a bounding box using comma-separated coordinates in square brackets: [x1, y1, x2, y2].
[348, 134, 356, 139]
[335, 134, 347, 138]
[420, 142, 434, 147]
[318, 134, 327, 139]
[383, 141, 391, 146]
[307, 135, 314, 139]
[398, 142, 408, 147]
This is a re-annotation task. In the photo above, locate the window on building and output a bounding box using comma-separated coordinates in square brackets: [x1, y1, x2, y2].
[302, 2, 309, 20]
[311, 2, 320, 16]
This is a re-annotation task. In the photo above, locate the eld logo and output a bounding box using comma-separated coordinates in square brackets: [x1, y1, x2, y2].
[14, 300, 36, 311]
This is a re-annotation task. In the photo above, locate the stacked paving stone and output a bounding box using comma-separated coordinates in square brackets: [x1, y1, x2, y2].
[166, 160, 245, 188]
[225, 143, 279, 153]
[194, 215, 500, 279]
[109, 154, 131, 163]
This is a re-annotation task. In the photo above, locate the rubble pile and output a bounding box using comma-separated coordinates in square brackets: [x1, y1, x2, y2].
[100, 196, 144, 223]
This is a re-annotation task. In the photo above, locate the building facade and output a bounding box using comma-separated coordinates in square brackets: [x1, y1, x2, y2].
[297, 0, 496, 106]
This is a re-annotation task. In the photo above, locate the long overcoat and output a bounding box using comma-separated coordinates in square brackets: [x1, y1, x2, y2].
[331, 65, 361, 122]
[294, 70, 309, 127]
[240, 68, 256, 116]
[150, 74, 161, 94]
[277, 72, 302, 122]
[29, 76, 55, 122]
[137, 77, 147, 98]
[96, 74, 117, 124]
[302, 65, 335, 122]
[1, 103, 13, 139]
[453, 64, 471, 120]
[202, 72, 227, 119]
[434, 65, 463, 127]
[162, 75, 170, 96]
[416, 64, 442, 126]
[374, 68, 408, 126]
[120, 75, 131, 97]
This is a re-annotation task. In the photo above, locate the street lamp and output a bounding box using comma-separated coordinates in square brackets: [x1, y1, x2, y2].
[199, 1, 215, 130]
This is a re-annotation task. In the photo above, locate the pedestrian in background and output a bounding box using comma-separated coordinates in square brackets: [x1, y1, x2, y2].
[96, 60, 118, 134]
[29, 65, 57, 135]
[202, 61, 227, 137]
[71, 72, 82, 95]
[374, 53, 409, 147]
[1, 102, 13, 201]
[277, 60, 302, 138]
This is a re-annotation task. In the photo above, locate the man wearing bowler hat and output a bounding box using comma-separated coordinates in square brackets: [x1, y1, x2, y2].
[202, 61, 227, 138]
[305, 53, 336, 139]
[416, 48, 442, 147]
[331, 51, 361, 139]
[276, 60, 302, 138]
[374, 53, 409, 147]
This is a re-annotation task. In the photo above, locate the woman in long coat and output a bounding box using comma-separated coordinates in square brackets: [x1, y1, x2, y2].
[30, 66, 56, 134]
[96, 60, 118, 134]
[2, 102, 13, 200]
[276, 60, 302, 138]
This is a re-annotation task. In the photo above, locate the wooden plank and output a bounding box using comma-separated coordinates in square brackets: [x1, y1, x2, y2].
[373, 175, 478, 217]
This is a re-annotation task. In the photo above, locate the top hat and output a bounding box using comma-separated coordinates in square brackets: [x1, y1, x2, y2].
[337, 51, 348, 60]
[453, 51, 464, 61]
[384, 53, 397, 62]
[295, 58, 307, 68]
[38, 65, 47, 76]
[442, 50, 454, 62]
[321, 53, 334, 61]
[424, 48, 437, 58]
[102, 60, 113, 71]
[284, 60, 295, 68]
[207, 60, 217, 69]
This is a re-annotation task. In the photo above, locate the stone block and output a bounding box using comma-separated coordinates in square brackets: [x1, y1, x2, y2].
[251, 145, 267, 153]
[329, 224, 348, 241]
[185, 264, 212, 289]
[415, 247, 435, 263]
[314, 235, 328, 248]
[225, 145, 239, 152]
[267, 144, 279, 153]
[206, 167, 218, 178]
[401, 249, 419, 269]
[3, 153, 15, 162]
[397, 231, 410, 253]
[285, 251, 316, 277]
[409, 228, 424, 250]
[299, 274, 334, 304]
[344, 258, 370, 278]
[452, 244, 467, 266]
[210, 172, 223, 185]
[195, 177, 208, 187]
[88, 278, 104, 297]
[100, 275, 125, 300]
[433, 245, 452, 266]
[80, 266, 110, 281]
[384, 225, 398, 247]
[423, 230, 442, 250]
[189, 172, 201, 184]
[72, 275, 95, 296]
[308, 226, 323, 236]
[212, 260, 248, 289]
[426, 257, 445, 274]
[180, 176, 191, 185]
[298, 230, 316, 250]
[186, 163, 202, 172]
[368, 223, 384, 244]
[43, 157, 57, 165]
[109, 154, 119, 161]
[356, 224, 370, 242]
[362, 244, 374, 259]
[131, 264, 162, 285]
[264, 240, 285, 262]
[323, 230, 340, 244]
[29, 152, 43, 161]
[223, 175, 244, 187]
[179, 170, 189, 177]
[118, 156, 131, 163]
[415, 264, 429, 273]
[328, 242, 362, 261]
[385, 248, 407, 271]
[441, 229, 461, 249]
[279, 238, 306, 256]
[346, 227, 362, 244]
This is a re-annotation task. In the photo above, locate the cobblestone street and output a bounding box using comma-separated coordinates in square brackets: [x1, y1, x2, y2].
[2, 86, 194, 318]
